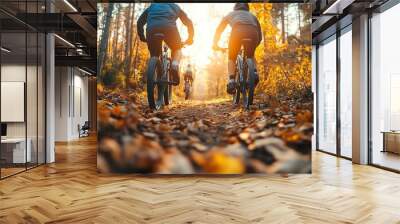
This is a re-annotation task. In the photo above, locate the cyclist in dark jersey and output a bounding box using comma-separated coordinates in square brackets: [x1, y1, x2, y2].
[137, 3, 194, 86]
[184, 64, 194, 85]
[212, 3, 262, 94]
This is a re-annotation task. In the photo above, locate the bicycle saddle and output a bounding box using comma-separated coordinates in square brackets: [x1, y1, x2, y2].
[154, 33, 165, 39]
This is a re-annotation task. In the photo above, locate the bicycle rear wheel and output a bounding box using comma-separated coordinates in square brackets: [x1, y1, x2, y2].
[146, 57, 162, 110]
[233, 57, 242, 105]
[246, 58, 256, 109]
[164, 59, 172, 105]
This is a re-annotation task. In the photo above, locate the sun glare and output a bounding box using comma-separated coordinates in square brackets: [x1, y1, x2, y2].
[176, 3, 233, 98]
[177, 3, 233, 68]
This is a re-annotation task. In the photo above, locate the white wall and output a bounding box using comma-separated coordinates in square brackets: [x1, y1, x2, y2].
[1, 64, 46, 164]
[55, 67, 89, 141]
[55, 66, 69, 141]
[1, 65, 37, 138]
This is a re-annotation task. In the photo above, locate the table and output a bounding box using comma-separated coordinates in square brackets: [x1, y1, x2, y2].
[381, 131, 400, 154]
[1, 138, 31, 164]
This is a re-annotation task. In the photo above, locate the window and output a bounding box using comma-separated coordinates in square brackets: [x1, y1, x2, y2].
[371, 3, 400, 171]
[339, 28, 352, 158]
[317, 36, 337, 154]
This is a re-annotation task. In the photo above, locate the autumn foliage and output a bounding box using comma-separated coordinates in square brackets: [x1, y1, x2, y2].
[97, 3, 313, 174]
[98, 3, 311, 101]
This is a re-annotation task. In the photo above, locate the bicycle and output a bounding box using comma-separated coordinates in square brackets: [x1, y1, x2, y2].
[216, 39, 257, 109]
[184, 79, 191, 100]
[146, 33, 178, 110]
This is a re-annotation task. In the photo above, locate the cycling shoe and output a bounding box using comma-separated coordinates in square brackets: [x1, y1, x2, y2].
[170, 64, 180, 86]
[254, 70, 259, 86]
[227, 78, 236, 95]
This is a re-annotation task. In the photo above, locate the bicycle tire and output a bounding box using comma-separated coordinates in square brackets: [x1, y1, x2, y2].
[241, 59, 248, 108]
[246, 58, 256, 109]
[233, 58, 242, 105]
[165, 84, 172, 105]
[164, 59, 172, 105]
[146, 57, 159, 109]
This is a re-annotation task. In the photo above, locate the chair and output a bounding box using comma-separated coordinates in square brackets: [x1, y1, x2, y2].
[78, 121, 90, 138]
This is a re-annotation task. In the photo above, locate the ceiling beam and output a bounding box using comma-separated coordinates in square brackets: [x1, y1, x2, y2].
[55, 55, 96, 73]
[67, 13, 96, 38]
[323, 0, 356, 14]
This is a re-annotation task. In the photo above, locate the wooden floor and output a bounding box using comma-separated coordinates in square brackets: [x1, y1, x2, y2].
[1, 167, 26, 178]
[373, 151, 400, 171]
[0, 136, 399, 224]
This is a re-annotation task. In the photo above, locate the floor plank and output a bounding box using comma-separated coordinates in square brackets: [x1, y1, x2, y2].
[0, 136, 399, 224]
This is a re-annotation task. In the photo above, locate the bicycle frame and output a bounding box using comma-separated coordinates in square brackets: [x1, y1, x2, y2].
[234, 47, 248, 106]
[159, 45, 170, 82]
[233, 40, 256, 109]
[146, 38, 173, 110]
[184, 80, 191, 100]
[215, 41, 255, 109]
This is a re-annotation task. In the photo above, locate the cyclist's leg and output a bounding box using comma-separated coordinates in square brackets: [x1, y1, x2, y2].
[228, 29, 241, 78]
[242, 26, 260, 85]
[227, 27, 242, 94]
[164, 26, 182, 85]
[146, 27, 163, 57]
[242, 28, 258, 59]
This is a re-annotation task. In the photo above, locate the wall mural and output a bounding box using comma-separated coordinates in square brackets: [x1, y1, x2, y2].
[97, 3, 313, 174]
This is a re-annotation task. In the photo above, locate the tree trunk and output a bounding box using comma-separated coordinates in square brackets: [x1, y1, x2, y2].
[124, 4, 133, 76]
[263, 4, 268, 81]
[281, 6, 286, 43]
[298, 4, 302, 37]
[128, 4, 136, 75]
[216, 77, 220, 97]
[98, 5, 106, 42]
[98, 3, 114, 77]
[132, 37, 139, 79]
[113, 5, 121, 63]
[124, 3, 136, 77]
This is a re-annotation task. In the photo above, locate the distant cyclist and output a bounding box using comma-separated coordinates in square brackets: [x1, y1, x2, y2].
[212, 3, 262, 94]
[137, 3, 194, 85]
[183, 64, 194, 85]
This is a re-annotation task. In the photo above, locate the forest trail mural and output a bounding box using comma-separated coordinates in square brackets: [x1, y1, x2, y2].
[97, 3, 312, 174]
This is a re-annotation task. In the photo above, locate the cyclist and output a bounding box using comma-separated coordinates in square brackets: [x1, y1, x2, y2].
[137, 3, 194, 86]
[212, 3, 262, 94]
[183, 64, 194, 85]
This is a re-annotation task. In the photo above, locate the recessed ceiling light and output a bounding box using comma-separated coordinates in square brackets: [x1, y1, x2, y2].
[63, 0, 78, 12]
[54, 34, 75, 48]
[78, 67, 93, 76]
[323, 0, 355, 15]
[1, 47, 11, 53]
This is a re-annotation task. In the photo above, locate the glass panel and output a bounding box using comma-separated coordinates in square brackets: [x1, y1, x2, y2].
[38, 32, 45, 165]
[26, 0, 39, 169]
[312, 45, 317, 151]
[371, 5, 400, 171]
[317, 36, 337, 154]
[0, 0, 46, 178]
[1, 31, 27, 177]
[27, 31, 38, 169]
[340, 29, 352, 158]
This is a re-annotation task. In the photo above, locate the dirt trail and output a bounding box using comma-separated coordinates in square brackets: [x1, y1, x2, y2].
[163, 100, 242, 146]
[98, 91, 313, 174]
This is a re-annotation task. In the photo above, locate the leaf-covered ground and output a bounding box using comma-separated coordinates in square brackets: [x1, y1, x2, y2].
[97, 89, 313, 174]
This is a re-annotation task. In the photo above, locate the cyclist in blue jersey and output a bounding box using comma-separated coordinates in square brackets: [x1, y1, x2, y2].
[137, 3, 194, 86]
